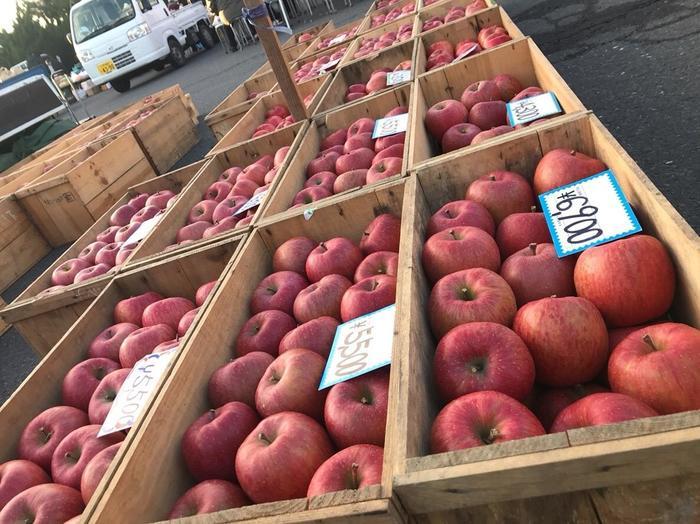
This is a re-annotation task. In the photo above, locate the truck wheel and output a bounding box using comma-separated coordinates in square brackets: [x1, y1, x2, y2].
[168, 38, 186, 68]
[198, 23, 216, 49]
[111, 78, 131, 93]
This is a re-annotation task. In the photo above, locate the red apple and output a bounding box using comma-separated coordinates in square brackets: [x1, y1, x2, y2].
[511, 86, 545, 102]
[109, 204, 137, 227]
[375, 131, 405, 152]
[119, 324, 176, 367]
[142, 297, 195, 330]
[366, 157, 402, 184]
[80, 442, 121, 503]
[293, 186, 333, 206]
[429, 268, 517, 339]
[168, 480, 250, 518]
[372, 143, 404, 165]
[95, 242, 123, 267]
[146, 190, 176, 209]
[96, 226, 120, 244]
[320, 128, 347, 151]
[177, 307, 199, 336]
[113, 291, 162, 325]
[187, 200, 218, 224]
[305, 171, 337, 193]
[333, 169, 367, 193]
[336, 148, 375, 175]
[205, 181, 234, 203]
[195, 281, 217, 307]
[514, 296, 608, 386]
[500, 243, 576, 306]
[340, 275, 396, 322]
[471, 125, 514, 145]
[74, 263, 111, 283]
[533, 149, 607, 195]
[534, 383, 609, 431]
[495, 208, 551, 258]
[208, 352, 275, 408]
[0, 484, 84, 522]
[493, 74, 524, 101]
[465, 171, 535, 224]
[128, 192, 149, 210]
[306, 237, 363, 282]
[293, 274, 352, 323]
[422, 226, 500, 283]
[272, 236, 318, 278]
[608, 322, 700, 414]
[551, 392, 658, 432]
[574, 235, 676, 327]
[50, 425, 124, 489]
[348, 117, 375, 137]
[425, 99, 468, 141]
[360, 213, 400, 255]
[130, 205, 160, 225]
[354, 251, 398, 282]
[278, 316, 339, 358]
[234, 310, 297, 357]
[344, 132, 375, 153]
[460, 80, 501, 111]
[255, 349, 327, 419]
[324, 369, 389, 448]
[231, 179, 259, 199]
[78, 241, 108, 265]
[427, 200, 495, 238]
[234, 412, 334, 503]
[87, 368, 131, 424]
[182, 401, 260, 481]
[249, 271, 309, 316]
[62, 357, 120, 411]
[0, 460, 50, 508]
[176, 221, 211, 243]
[430, 391, 545, 453]
[51, 258, 91, 286]
[307, 444, 383, 497]
[441, 123, 481, 153]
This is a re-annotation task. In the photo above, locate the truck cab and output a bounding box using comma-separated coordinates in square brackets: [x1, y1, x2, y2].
[70, 0, 214, 92]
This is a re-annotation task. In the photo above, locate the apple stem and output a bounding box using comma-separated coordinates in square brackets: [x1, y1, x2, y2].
[530, 206, 537, 212]
[569, 149, 576, 156]
[351, 462, 360, 488]
[642, 334, 658, 351]
[528, 243, 537, 255]
[483, 427, 500, 445]
[209, 409, 216, 420]
[489, 174, 496, 181]
[258, 432, 272, 445]
[65, 451, 77, 462]
[360, 396, 370, 405]
[38, 427, 51, 443]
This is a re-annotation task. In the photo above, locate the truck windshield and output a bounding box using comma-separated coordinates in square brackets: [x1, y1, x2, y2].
[71, 0, 137, 44]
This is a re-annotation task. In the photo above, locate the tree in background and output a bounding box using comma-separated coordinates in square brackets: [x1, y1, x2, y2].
[0, 0, 77, 69]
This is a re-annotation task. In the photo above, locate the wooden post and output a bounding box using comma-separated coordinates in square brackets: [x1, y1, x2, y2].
[242, 1, 308, 121]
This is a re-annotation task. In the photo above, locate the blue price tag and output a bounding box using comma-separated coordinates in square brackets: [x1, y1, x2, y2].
[539, 169, 642, 258]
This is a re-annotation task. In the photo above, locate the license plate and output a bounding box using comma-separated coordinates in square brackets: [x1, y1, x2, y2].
[97, 60, 116, 75]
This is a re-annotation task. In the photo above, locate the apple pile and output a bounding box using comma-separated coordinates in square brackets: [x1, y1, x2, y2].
[292, 47, 348, 83]
[424, 74, 550, 153]
[167, 214, 401, 518]
[250, 105, 296, 139]
[425, 39, 483, 70]
[424, 0, 486, 9]
[291, 108, 407, 207]
[297, 31, 315, 43]
[174, 149, 290, 246]
[420, 149, 699, 455]
[369, 2, 415, 28]
[374, 0, 401, 10]
[316, 25, 360, 51]
[0, 285, 215, 519]
[45, 188, 182, 294]
[421, 1, 489, 32]
[352, 23, 413, 59]
[343, 61, 412, 102]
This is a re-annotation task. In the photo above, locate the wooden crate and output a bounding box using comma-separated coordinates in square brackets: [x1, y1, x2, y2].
[289, 45, 352, 87]
[205, 72, 277, 140]
[0, 298, 8, 336]
[86, 179, 410, 523]
[316, 38, 417, 115]
[416, 6, 523, 63]
[282, 20, 334, 49]
[342, 17, 418, 69]
[409, 37, 587, 169]
[131, 124, 305, 265]
[390, 112, 700, 521]
[364, 0, 417, 32]
[13, 130, 158, 247]
[259, 85, 413, 225]
[0, 196, 50, 294]
[299, 19, 370, 59]
[0, 161, 205, 356]
[0, 236, 243, 510]
[207, 84, 323, 157]
[416, 0, 501, 34]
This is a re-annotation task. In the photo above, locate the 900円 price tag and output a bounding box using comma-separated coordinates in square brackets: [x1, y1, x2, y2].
[539, 169, 642, 258]
[506, 92, 562, 126]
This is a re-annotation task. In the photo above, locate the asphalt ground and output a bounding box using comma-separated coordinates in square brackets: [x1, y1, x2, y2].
[1, 0, 698, 402]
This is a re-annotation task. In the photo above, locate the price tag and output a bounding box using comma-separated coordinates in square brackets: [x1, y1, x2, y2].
[539, 170, 642, 258]
[453, 43, 479, 62]
[320, 58, 341, 71]
[371, 113, 408, 139]
[386, 70, 411, 86]
[328, 34, 347, 46]
[318, 304, 395, 390]
[506, 92, 562, 126]
[98, 346, 178, 437]
[234, 189, 269, 216]
[124, 212, 164, 245]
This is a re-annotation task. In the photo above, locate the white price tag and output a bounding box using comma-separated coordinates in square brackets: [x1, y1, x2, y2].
[234, 189, 269, 216]
[319, 58, 341, 71]
[539, 170, 642, 258]
[124, 212, 164, 245]
[98, 347, 178, 437]
[386, 70, 411, 86]
[328, 34, 347, 46]
[506, 92, 562, 126]
[371, 113, 408, 139]
[453, 43, 479, 62]
[318, 304, 395, 390]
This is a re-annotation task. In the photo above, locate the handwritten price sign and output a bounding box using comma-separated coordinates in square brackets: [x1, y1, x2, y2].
[372, 113, 408, 139]
[318, 304, 395, 389]
[386, 70, 411, 86]
[506, 92, 562, 126]
[539, 170, 641, 258]
[234, 189, 269, 216]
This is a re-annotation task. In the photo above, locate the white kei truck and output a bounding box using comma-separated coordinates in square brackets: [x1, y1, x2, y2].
[69, 0, 215, 93]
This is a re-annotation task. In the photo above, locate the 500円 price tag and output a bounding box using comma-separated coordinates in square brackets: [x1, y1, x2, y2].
[372, 113, 408, 139]
[386, 70, 411, 86]
[318, 304, 395, 390]
[506, 92, 562, 126]
[98, 346, 178, 437]
[539, 170, 642, 258]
